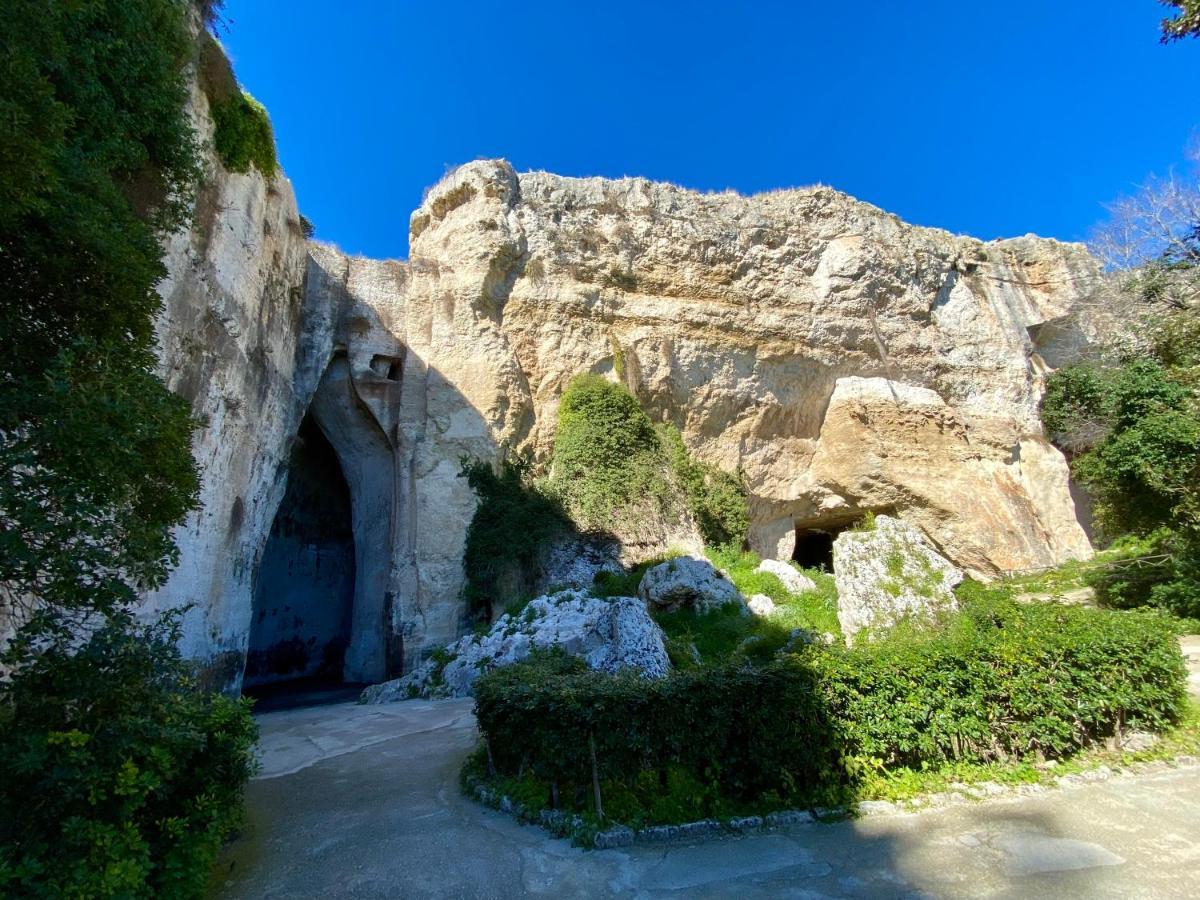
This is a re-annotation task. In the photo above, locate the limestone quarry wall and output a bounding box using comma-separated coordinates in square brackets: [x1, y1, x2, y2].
[150, 149, 1100, 690]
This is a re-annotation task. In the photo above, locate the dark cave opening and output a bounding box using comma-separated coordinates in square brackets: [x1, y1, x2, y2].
[244, 414, 356, 695]
[791, 527, 838, 571]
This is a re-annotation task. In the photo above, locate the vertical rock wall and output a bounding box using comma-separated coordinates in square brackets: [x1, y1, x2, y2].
[150, 148, 1101, 689]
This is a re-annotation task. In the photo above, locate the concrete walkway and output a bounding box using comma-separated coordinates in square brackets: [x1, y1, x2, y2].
[212, 698, 1200, 899]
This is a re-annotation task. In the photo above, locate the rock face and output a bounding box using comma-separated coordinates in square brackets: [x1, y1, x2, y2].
[361, 591, 670, 700]
[638, 557, 745, 614]
[149, 149, 1100, 690]
[756, 559, 817, 595]
[832, 516, 964, 644]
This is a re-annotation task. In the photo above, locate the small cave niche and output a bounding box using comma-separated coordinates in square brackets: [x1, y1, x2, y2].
[244, 414, 356, 695]
[370, 353, 403, 382]
[792, 528, 837, 571]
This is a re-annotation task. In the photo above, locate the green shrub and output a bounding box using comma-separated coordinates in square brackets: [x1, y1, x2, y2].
[473, 599, 1185, 825]
[210, 89, 277, 176]
[658, 425, 748, 548]
[1043, 354, 1200, 617]
[0, 611, 258, 898]
[550, 375, 669, 529]
[460, 458, 573, 619]
[549, 376, 750, 545]
[198, 33, 277, 176]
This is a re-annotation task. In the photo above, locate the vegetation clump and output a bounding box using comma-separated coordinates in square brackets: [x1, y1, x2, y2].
[549, 375, 748, 547]
[199, 33, 278, 176]
[0, 612, 258, 898]
[0, 2, 257, 893]
[459, 458, 573, 620]
[472, 594, 1185, 832]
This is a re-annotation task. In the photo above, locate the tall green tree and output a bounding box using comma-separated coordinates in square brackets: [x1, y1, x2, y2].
[0, 0, 202, 627]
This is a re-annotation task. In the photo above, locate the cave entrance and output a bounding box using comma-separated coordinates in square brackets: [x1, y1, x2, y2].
[792, 528, 838, 571]
[244, 413, 357, 699]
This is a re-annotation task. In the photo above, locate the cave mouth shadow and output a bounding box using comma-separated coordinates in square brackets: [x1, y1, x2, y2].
[243, 412, 357, 701]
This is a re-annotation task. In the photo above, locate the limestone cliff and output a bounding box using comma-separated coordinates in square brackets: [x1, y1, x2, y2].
[151, 153, 1100, 690]
[394, 160, 1096, 577]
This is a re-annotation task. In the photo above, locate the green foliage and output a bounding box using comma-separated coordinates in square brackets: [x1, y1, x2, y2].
[0, 5, 256, 893]
[0, 0, 204, 624]
[0, 344, 199, 621]
[0, 611, 258, 898]
[658, 425, 749, 548]
[1043, 356, 1200, 616]
[473, 598, 1185, 827]
[460, 458, 572, 619]
[550, 375, 667, 529]
[1161, 1, 1200, 40]
[210, 90, 278, 176]
[198, 34, 278, 176]
[548, 377, 749, 546]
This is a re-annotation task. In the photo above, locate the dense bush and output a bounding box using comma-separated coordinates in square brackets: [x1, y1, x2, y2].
[0, 3, 259, 894]
[459, 458, 573, 619]
[549, 376, 749, 545]
[474, 598, 1185, 824]
[0, 612, 258, 898]
[1043, 350, 1200, 617]
[1, 0, 203, 624]
[658, 425, 748, 548]
[550, 375, 669, 528]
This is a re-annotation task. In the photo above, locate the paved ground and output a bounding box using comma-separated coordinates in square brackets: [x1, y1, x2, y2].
[212, 697, 1200, 900]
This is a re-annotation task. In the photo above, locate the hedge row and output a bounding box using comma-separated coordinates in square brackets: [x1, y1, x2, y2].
[473, 597, 1186, 815]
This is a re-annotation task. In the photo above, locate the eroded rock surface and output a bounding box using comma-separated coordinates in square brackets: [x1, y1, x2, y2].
[832, 516, 963, 644]
[150, 152, 1100, 686]
[362, 590, 670, 700]
[638, 557, 745, 614]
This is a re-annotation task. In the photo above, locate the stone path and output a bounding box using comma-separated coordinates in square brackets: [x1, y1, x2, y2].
[213, 696, 1200, 899]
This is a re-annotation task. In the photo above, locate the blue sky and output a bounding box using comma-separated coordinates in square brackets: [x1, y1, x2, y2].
[218, 1, 1199, 260]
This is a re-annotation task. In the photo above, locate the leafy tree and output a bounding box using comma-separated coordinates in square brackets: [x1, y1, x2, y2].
[0, 0, 202, 626]
[1161, 1, 1200, 40]
[0, 3, 257, 894]
[0, 610, 258, 899]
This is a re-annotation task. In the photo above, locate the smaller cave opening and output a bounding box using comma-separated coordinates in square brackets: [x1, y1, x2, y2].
[792, 528, 838, 571]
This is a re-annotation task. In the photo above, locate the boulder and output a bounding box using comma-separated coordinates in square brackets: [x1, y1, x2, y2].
[535, 534, 623, 593]
[361, 590, 669, 701]
[755, 558, 817, 595]
[747, 594, 777, 617]
[832, 515, 963, 644]
[637, 557, 744, 614]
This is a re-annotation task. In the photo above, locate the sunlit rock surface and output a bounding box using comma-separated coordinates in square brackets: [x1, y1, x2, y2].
[149, 152, 1099, 689]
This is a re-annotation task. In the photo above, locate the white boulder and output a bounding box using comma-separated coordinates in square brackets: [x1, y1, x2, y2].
[747, 594, 777, 617]
[832, 515, 963, 645]
[638, 557, 744, 614]
[361, 590, 670, 701]
[755, 558, 818, 595]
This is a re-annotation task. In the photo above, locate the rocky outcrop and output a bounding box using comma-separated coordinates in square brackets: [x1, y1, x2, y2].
[150, 148, 1100, 689]
[832, 516, 963, 644]
[362, 590, 670, 701]
[638, 557, 744, 614]
[141, 78, 323, 690]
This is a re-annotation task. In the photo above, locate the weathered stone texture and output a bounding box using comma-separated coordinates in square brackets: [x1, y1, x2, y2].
[150, 152, 1099, 688]
[832, 515, 964, 644]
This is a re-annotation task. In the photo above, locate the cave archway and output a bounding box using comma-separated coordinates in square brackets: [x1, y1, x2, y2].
[244, 413, 356, 692]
